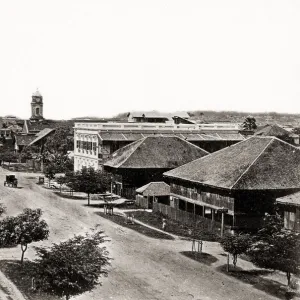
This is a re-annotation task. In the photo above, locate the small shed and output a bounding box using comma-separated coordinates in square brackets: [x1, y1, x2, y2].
[136, 182, 170, 209]
[277, 192, 300, 232]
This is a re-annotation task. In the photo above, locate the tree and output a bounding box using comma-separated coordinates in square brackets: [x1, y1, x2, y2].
[292, 127, 300, 135]
[247, 214, 300, 286]
[0, 208, 49, 264]
[43, 126, 73, 173]
[71, 167, 111, 206]
[242, 116, 257, 131]
[56, 175, 66, 193]
[44, 163, 57, 187]
[0, 204, 5, 216]
[221, 234, 252, 271]
[33, 230, 110, 300]
[0, 151, 17, 167]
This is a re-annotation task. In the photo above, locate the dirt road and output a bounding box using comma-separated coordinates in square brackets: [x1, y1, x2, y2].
[0, 170, 279, 300]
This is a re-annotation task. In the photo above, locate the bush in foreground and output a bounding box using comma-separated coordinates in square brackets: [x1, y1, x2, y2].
[33, 230, 111, 300]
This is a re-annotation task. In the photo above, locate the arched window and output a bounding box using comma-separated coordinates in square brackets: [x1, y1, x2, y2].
[36, 107, 40, 115]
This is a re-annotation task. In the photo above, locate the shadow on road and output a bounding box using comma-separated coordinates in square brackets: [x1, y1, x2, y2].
[180, 251, 218, 266]
[216, 264, 299, 300]
[53, 191, 87, 200]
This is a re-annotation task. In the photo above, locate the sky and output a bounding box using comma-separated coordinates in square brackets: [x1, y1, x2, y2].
[0, 0, 299, 119]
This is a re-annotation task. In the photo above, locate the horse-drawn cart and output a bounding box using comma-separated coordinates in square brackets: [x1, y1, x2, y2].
[4, 175, 18, 188]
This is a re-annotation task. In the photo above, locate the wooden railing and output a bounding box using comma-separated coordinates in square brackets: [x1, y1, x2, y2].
[153, 202, 224, 232]
[171, 185, 234, 211]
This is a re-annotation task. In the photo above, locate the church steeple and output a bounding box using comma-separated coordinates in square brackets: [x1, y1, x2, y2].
[30, 89, 44, 120]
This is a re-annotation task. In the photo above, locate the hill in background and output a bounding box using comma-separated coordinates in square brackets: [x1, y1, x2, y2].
[188, 111, 300, 127]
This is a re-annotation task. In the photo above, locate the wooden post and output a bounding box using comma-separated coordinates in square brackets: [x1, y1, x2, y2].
[221, 212, 225, 237]
[202, 206, 205, 217]
[212, 209, 215, 221]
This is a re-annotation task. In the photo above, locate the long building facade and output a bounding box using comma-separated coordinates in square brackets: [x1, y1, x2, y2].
[73, 122, 244, 172]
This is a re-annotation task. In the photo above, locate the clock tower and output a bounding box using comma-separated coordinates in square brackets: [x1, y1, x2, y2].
[30, 89, 44, 120]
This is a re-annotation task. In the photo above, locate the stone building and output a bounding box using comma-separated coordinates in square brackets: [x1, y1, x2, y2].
[30, 89, 44, 120]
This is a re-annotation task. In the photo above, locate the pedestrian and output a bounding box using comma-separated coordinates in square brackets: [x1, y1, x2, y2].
[162, 218, 167, 231]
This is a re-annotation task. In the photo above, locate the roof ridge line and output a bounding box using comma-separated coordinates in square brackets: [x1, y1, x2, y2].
[176, 136, 209, 154]
[272, 136, 300, 151]
[230, 137, 274, 190]
[164, 137, 252, 177]
[116, 137, 146, 167]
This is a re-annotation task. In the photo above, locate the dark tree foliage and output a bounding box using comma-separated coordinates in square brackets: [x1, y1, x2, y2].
[44, 163, 57, 187]
[221, 234, 252, 270]
[56, 175, 67, 193]
[0, 204, 6, 216]
[43, 126, 73, 173]
[0, 208, 49, 264]
[34, 230, 110, 300]
[292, 127, 300, 135]
[242, 116, 257, 131]
[0, 151, 18, 166]
[69, 167, 111, 205]
[248, 214, 300, 286]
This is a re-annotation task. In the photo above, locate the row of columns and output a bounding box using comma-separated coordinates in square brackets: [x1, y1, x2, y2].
[184, 200, 227, 237]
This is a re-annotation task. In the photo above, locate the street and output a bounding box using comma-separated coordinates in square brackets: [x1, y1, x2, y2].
[0, 170, 279, 300]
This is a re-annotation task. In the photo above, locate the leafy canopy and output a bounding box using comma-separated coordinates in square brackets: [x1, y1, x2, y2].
[242, 116, 257, 131]
[248, 214, 300, 285]
[69, 167, 110, 194]
[0, 208, 49, 263]
[34, 230, 110, 300]
[221, 234, 252, 256]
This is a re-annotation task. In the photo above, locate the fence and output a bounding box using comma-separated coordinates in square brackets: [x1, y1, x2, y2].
[153, 202, 224, 233]
[136, 195, 149, 209]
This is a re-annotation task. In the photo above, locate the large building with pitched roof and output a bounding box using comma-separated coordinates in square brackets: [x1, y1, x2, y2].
[74, 121, 244, 171]
[103, 136, 208, 199]
[163, 136, 300, 232]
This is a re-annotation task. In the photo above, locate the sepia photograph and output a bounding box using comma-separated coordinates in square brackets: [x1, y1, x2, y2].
[0, 1, 299, 299]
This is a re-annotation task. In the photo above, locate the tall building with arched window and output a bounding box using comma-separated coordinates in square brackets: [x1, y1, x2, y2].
[30, 89, 44, 120]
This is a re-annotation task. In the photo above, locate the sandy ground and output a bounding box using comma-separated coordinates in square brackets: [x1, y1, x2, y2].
[0, 169, 284, 300]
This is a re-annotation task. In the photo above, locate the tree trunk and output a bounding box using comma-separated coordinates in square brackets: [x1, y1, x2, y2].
[66, 295, 70, 300]
[287, 272, 291, 286]
[88, 193, 90, 206]
[227, 253, 230, 272]
[233, 254, 237, 268]
[21, 243, 27, 265]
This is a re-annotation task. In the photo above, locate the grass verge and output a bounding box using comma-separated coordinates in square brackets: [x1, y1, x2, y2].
[126, 210, 219, 242]
[96, 212, 174, 240]
[0, 260, 59, 300]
